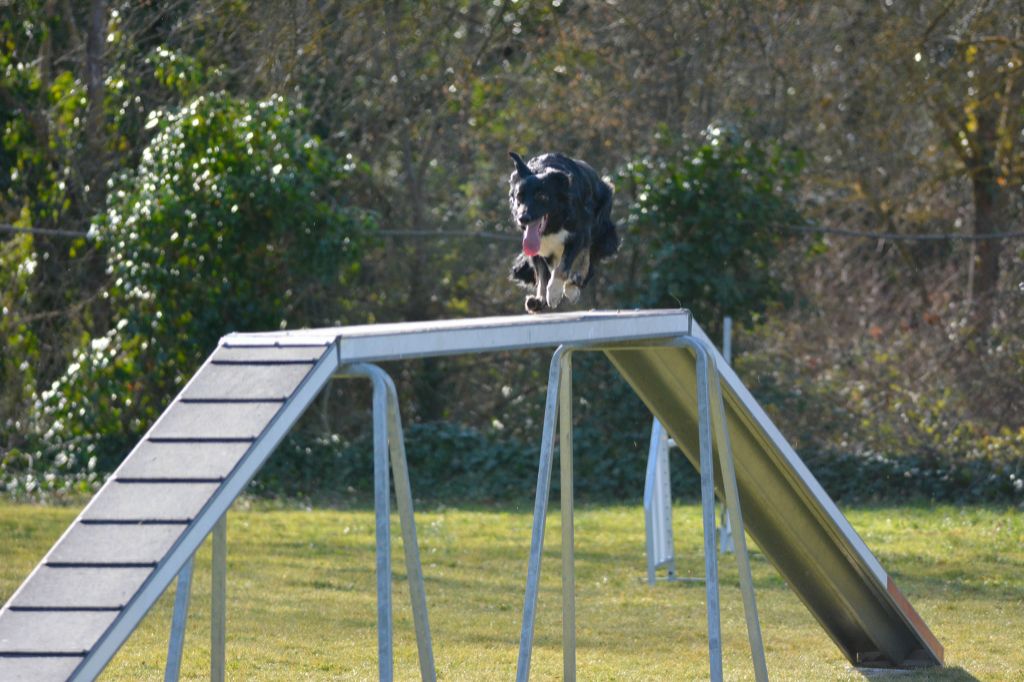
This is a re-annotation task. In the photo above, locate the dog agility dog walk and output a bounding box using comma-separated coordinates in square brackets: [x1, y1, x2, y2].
[507, 151, 620, 313]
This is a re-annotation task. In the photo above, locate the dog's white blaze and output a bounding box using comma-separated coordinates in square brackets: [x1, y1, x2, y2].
[538, 228, 569, 261]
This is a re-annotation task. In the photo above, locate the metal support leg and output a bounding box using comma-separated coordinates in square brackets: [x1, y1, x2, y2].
[517, 337, 765, 682]
[383, 372, 437, 682]
[707, 354, 768, 682]
[558, 351, 575, 682]
[164, 557, 194, 682]
[372, 367, 395, 681]
[335, 363, 436, 682]
[516, 345, 570, 682]
[211, 514, 227, 682]
[690, 343, 724, 682]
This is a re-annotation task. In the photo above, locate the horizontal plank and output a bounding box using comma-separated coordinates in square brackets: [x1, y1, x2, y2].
[181, 362, 314, 401]
[148, 402, 283, 441]
[46, 523, 186, 566]
[81, 482, 219, 522]
[0, 656, 84, 682]
[9, 566, 151, 609]
[116, 440, 251, 480]
[0, 610, 117, 653]
[212, 345, 330, 364]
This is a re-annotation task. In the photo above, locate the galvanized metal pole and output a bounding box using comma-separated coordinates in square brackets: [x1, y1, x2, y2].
[558, 351, 576, 682]
[719, 316, 737, 555]
[211, 514, 227, 682]
[707, 351, 768, 682]
[164, 557, 194, 682]
[691, 343, 724, 682]
[516, 345, 570, 682]
[334, 363, 436, 682]
[370, 369, 394, 682]
[382, 372, 436, 682]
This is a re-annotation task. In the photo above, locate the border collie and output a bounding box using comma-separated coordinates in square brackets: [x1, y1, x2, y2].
[508, 151, 620, 313]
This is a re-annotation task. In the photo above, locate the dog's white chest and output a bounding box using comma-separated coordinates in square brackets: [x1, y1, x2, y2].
[539, 229, 569, 262]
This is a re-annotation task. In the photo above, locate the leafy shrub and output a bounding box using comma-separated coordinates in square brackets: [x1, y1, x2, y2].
[26, 92, 374, 492]
[253, 413, 700, 505]
[616, 126, 805, 335]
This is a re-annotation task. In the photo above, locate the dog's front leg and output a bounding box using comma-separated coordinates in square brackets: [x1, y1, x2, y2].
[526, 256, 550, 313]
[546, 272, 565, 308]
[554, 236, 590, 304]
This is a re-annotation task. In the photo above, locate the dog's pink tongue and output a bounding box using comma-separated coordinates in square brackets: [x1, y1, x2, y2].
[523, 220, 542, 257]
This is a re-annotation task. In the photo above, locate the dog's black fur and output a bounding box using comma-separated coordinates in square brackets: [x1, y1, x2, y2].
[507, 151, 619, 313]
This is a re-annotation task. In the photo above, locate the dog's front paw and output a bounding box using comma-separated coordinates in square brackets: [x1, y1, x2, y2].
[563, 281, 581, 303]
[525, 295, 546, 313]
[546, 277, 565, 309]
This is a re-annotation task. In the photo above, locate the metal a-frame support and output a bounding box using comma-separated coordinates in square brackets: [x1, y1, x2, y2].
[515, 337, 769, 682]
[162, 363, 436, 682]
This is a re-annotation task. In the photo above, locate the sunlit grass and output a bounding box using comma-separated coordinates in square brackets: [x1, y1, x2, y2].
[2, 501, 1020, 680]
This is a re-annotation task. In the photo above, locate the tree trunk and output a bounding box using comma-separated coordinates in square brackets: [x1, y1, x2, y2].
[84, 0, 107, 176]
[969, 107, 1007, 328]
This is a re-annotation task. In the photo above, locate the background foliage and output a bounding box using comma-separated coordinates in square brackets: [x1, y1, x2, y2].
[1, 1, 1021, 506]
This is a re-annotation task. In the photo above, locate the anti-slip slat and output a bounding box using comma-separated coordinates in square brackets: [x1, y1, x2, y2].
[148, 402, 284, 441]
[0, 611, 118, 653]
[0, 656, 84, 682]
[212, 345, 330, 363]
[115, 440, 252, 480]
[9, 567, 152, 609]
[81, 482, 220, 522]
[181, 361, 314, 399]
[46, 523, 186, 566]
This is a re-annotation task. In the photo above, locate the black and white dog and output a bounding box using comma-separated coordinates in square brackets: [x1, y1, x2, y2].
[508, 151, 620, 313]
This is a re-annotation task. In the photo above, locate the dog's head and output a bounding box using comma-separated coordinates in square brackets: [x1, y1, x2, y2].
[508, 151, 571, 257]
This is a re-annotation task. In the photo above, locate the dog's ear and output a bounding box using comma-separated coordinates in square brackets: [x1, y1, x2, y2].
[544, 169, 572, 195]
[509, 151, 532, 179]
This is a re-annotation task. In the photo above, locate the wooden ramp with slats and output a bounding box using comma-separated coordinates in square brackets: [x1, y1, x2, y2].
[0, 340, 337, 682]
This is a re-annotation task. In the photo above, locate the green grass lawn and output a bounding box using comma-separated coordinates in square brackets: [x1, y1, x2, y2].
[2, 500, 1021, 681]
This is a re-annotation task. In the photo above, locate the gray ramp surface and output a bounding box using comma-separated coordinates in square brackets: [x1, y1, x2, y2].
[0, 310, 942, 678]
[0, 340, 337, 681]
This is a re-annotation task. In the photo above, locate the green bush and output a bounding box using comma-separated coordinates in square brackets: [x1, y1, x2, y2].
[25, 92, 374, 494]
[616, 126, 804, 335]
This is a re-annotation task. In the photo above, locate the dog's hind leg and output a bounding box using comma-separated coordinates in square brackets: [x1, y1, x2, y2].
[592, 182, 621, 259]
